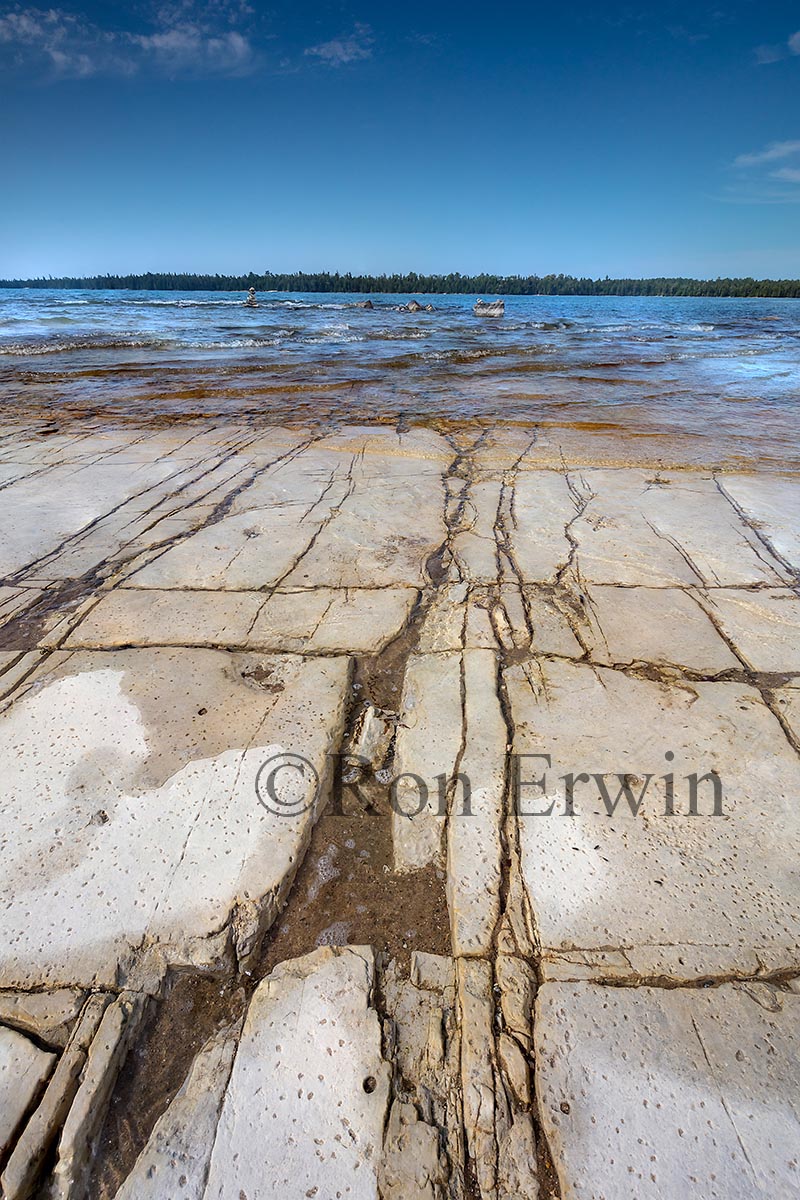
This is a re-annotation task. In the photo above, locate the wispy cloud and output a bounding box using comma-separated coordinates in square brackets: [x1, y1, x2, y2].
[734, 140, 800, 167]
[0, 2, 258, 79]
[754, 26, 800, 65]
[727, 139, 800, 203]
[131, 25, 254, 75]
[304, 23, 373, 67]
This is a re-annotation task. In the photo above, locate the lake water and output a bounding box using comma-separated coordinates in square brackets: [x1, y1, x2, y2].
[1, 289, 798, 467]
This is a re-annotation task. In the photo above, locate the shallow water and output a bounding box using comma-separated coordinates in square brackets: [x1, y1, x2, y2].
[1, 289, 798, 466]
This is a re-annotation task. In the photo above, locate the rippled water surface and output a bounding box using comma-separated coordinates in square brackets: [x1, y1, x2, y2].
[1, 289, 798, 465]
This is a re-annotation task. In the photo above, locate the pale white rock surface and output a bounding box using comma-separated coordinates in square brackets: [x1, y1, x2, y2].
[50, 992, 146, 1200]
[250, 586, 416, 654]
[0, 989, 85, 1049]
[0, 648, 349, 989]
[571, 470, 787, 586]
[506, 470, 576, 582]
[457, 958, 500, 1198]
[774, 684, 800, 743]
[114, 1021, 240, 1200]
[417, 582, 469, 652]
[130, 432, 446, 592]
[720, 474, 800, 573]
[447, 648, 506, 957]
[347, 702, 394, 771]
[508, 658, 800, 982]
[66, 585, 417, 655]
[584, 585, 739, 672]
[450, 478, 504, 583]
[0, 455, 185, 577]
[0, 1027, 56, 1156]
[392, 652, 463, 871]
[65, 588, 264, 649]
[701, 588, 800, 673]
[379, 1099, 448, 1199]
[536, 981, 800, 1199]
[1, 993, 109, 1200]
[202, 946, 390, 1200]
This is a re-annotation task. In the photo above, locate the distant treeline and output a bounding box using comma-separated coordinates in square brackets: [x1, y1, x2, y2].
[2, 271, 800, 298]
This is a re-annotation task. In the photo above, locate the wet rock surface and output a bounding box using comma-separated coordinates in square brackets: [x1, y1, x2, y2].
[0, 418, 796, 1199]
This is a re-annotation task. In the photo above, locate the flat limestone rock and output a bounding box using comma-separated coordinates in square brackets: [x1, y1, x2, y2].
[701, 588, 800, 673]
[0, 648, 349, 989]
[720, 474, 800, 573]
[65, 588, 265, 649]
[774, 684, 800, 743]
[1, 994, 109, 1200]
[507, 470, 576, 582]
[392, 652, 463, 871]
[0, 989, 84, 1049]
[131, 433, 446, 592]
[0, 455, 185, 577]
[536, 981, 800, 1199]
[447, 648, 506, 956]
[66, 585, 417, 655]
[50, 992, 146, 1200]
[451, 479, 504, 582]
[571, 470, 787, 587]
[0, 1026, 56, 1156]
[507, 658, 800, 982]
[203, 946, 390, 1200]
[114, 1021, 240, 1200]
[249, 586, 417, 654]
[583, 584, 739, 671]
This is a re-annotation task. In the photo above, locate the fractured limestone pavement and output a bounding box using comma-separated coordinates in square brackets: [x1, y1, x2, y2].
[0, 419, 798, 1198]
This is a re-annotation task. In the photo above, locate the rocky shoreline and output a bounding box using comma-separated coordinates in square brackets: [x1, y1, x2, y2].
[0, 418, 797, 1199]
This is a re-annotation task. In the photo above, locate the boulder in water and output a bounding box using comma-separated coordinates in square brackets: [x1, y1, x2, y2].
[474, 298, 504, 317]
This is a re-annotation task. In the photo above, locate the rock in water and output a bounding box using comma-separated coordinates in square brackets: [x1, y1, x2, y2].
[474, 298, 505, 317]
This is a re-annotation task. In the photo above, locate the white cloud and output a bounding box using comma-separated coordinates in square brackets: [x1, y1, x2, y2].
[728, 140, 800, 200]
[754, 43, 786, 65]
[0, 3, 257, 78]
[756, 27, 800, 63]
[304, 23, 373, 67]
[132, 24, 253, 74]
[734, 140, 800, 167]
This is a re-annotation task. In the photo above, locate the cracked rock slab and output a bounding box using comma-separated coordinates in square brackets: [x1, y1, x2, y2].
[508, 658, 800, 982]
[447, 648, 506, 957]
[536, 981, 800, 1199]
[0, 989, 85, 1050]
[65, 585, 417, 655]
[0, 1026, 56, 1157]
[114, 1021, 240, 1200]
[702, 588, 800, 674]
[571, 470, 788, 587]
[0, 648, 349, 990]
[719, 474, 800, 574]
[202, 946, 390, 1200]
[130, 432, 447, 592]
[392, 652, 463, 871]
[583, 585, 739, 673]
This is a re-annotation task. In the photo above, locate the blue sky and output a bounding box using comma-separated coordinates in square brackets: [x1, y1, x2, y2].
[1, 0, 799, 278]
